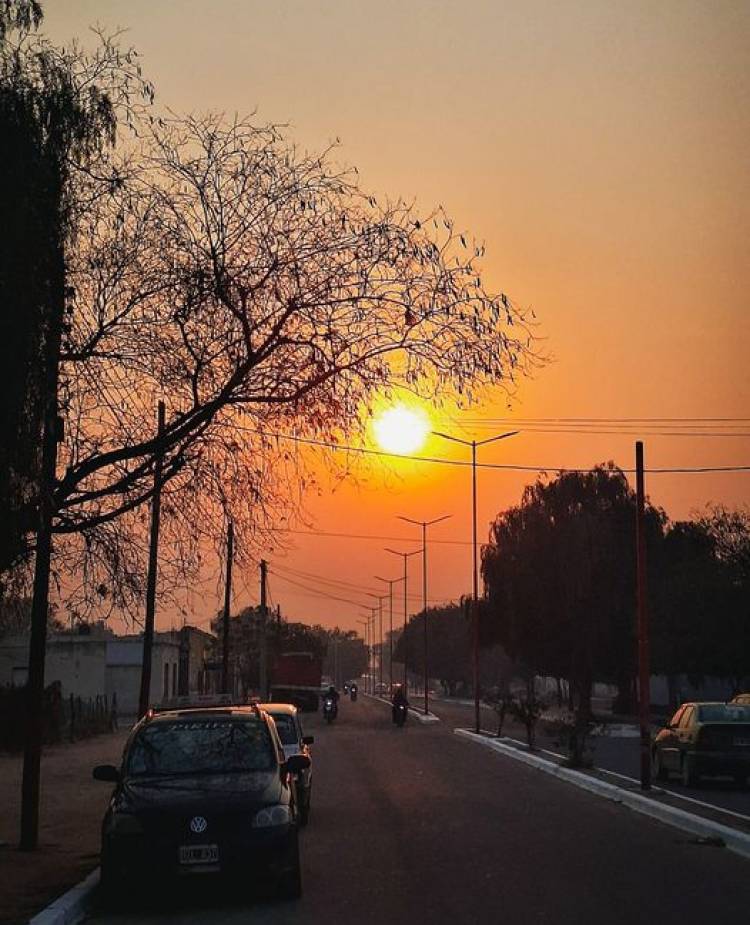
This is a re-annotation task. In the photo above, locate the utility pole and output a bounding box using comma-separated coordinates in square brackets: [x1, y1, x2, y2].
[138, 401, 166, 718]
[635, 441, 651, 790]
[221, 520, 234, 696]
[260, 559, 268, 699]
[397, 515, 451, 715]
[20, 242, 65, 851]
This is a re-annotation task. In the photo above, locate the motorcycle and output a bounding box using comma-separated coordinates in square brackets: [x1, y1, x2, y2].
[323, 696, 337, 723]
[392, 702, 408, 727]
[350, 687, 358, 702]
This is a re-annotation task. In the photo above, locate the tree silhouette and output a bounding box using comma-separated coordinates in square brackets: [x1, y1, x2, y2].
[482, 464, 665, 717]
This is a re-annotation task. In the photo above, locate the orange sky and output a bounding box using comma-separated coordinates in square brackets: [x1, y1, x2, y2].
[47, 1, 749, 634]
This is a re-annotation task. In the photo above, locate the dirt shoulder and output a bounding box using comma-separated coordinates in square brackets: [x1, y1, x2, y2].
[0, 729, 130, 925]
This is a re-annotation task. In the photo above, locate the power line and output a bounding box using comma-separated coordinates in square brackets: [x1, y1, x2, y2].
[272, 561, 442, 602]
[269, 527, 470, 546]
[447, 416, 750, 424]
[232, 423, 750, 474]
[268, 569, 373, 609]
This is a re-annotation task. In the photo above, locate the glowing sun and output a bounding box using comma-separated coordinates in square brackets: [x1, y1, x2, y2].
[373, 404, 430, 455]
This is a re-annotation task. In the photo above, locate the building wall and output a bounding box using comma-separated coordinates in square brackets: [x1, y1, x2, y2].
[0, 627, 215, 716]
[0, 635, 107, 700]
[105, 635, 180, 716]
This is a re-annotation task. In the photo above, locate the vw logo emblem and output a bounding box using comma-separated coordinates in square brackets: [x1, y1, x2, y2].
[189, 815, 208, 834]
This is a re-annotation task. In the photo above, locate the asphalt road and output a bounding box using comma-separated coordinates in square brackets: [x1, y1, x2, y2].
[85, 695, 750, 925]
[430, 698, 750, 817]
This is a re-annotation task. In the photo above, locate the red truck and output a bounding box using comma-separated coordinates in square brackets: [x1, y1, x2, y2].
[270, 652, 323, 712]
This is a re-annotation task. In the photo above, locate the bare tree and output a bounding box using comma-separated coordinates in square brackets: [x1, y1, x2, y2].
[52, 112, 538, 609]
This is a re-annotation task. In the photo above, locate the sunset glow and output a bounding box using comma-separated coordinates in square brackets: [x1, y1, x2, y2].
[372, 404, 431, 455]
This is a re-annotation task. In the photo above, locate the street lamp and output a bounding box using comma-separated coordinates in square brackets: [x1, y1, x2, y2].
[384, 547, 422, 693]
[366, 592, 387, 693]
[432, 429, 517, 733]
[356, 618, 370, 692]
[397, 514, 451, 716]
[375, 574, 404, 693]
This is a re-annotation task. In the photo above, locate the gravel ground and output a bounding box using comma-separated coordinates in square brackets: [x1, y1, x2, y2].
[0, 729, 130, 925]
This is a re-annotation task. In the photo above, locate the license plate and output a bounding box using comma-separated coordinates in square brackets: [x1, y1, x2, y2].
[178, 844, 219, 865]
[734, 738, 750, 747]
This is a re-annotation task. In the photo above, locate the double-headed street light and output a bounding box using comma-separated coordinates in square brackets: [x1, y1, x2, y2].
[384, 546, 422, 692]
[397, 514, 451, 716]
[375, 574, 404, 692]
[432, 429, 517, 733]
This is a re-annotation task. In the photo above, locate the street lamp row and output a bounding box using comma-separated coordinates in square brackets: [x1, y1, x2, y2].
[357, 427, 516, 732]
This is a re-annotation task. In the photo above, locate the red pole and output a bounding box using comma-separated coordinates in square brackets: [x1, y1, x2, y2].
[635, 441, 651, 790]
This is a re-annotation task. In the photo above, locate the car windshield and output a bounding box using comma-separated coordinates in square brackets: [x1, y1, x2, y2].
[126, 720, 275, 777]
[269, 714, 299, 746]
[697, 704, 750, 723]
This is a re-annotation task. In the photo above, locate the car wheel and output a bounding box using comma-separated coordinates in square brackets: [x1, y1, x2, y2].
[652, 749, 669, 782]
[277, 833, 302, 900]
[681, 755, 698, 787]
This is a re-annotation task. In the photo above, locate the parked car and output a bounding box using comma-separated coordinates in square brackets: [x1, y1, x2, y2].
[92, 704, 309, 901]
[260, 702, 314, 825]
[652, 701, 750, 787]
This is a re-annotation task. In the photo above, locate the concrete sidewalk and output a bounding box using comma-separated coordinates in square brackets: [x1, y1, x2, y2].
[0, 729, 130, 925]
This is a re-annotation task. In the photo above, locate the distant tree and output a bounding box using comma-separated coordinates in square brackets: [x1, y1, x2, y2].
[651, 521, 720, 689]
[395, 603, 471, 696]
[651, 508, 750, 695]
[482, 464, 665, 717]
[697, 506, 750, 690]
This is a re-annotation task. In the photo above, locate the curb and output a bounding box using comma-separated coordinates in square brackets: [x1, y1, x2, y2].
[454, 729, 750, 862]
[364, 693, 441, 724]
[28, 867, 99, 925]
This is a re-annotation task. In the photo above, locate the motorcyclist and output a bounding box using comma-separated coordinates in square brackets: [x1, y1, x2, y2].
[391, 684, 408, 722]
[325, 685, 340, 717]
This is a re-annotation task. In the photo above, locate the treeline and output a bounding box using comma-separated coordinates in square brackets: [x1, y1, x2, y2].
[397, 465, 749, 714]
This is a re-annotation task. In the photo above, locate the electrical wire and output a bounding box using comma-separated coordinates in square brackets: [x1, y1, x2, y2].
[231, 423, 750, 474]
[272, 561, 443, 603]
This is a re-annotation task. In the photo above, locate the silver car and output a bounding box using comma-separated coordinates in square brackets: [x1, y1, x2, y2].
[261, 703, 314, 825]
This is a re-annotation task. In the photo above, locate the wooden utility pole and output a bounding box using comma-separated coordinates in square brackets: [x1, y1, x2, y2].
[222, 521, 234, 696]
[260, 559, 268, 698]
[138, 401, 166, 718]
[635, 441, 651, 790]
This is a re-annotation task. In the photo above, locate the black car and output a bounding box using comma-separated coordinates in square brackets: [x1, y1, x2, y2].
[93, 705, 309, 900]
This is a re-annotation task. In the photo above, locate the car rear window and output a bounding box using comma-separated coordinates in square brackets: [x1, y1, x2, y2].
[269, 714, 298, 746]
[126, 719, 275, 776]
[697, 704, 750, 723]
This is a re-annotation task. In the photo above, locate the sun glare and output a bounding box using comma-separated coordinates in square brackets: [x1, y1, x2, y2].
[372, 404, 430, 455]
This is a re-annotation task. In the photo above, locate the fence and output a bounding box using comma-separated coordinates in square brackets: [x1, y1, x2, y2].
[0, 681, 118, 751]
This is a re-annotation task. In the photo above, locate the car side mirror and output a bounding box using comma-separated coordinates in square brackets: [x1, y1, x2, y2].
[285, 755, 311, 775]
[93, 764, 120, 783]
[302, 736, 314, 746]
